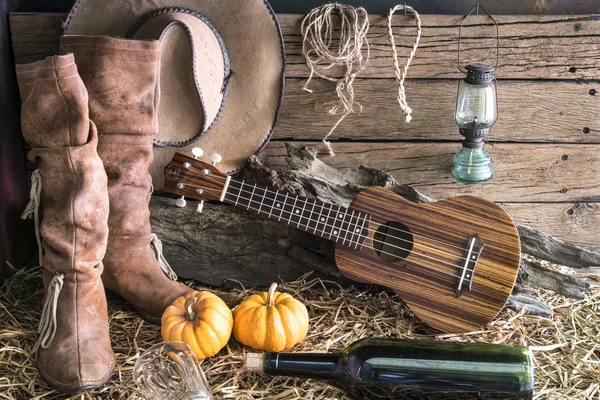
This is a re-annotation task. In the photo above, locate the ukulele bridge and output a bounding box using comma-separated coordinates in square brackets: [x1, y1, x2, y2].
[455, 234, 484, 297]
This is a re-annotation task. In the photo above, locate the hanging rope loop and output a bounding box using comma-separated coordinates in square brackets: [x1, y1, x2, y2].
[387, 4, 421, 123]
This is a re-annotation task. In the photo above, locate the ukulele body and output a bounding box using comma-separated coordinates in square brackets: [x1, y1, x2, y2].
[335, 186, 521, 333]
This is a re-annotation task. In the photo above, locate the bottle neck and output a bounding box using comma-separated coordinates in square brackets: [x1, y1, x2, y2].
[263, 352, 342, 379]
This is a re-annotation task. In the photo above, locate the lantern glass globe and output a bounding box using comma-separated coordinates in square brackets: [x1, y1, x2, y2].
[455, 81, 497, 130]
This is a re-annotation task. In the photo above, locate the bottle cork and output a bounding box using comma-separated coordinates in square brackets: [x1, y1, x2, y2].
[244, 352, 265, 372]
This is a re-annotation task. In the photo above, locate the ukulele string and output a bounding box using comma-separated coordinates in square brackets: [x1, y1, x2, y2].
[191, 171, 480, 255]
[182, 170, 481, 260]
[186, 182, 476, 280]
[221, 188, 472, 281]
[221, 186, 475, 275]
[179, 168, 479, 260]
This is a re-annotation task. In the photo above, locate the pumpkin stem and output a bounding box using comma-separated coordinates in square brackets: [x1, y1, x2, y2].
[266, 283, 278, 307]
[184, 297, 198, 321]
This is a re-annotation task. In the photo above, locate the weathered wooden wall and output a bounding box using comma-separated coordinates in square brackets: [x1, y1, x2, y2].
[9, 12, 600, 252]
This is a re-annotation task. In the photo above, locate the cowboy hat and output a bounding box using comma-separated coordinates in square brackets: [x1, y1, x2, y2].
[63, 0, 285, 187]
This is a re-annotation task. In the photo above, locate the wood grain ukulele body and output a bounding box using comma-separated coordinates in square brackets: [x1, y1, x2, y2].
[337, 187, 521, 333]
[163, 151, 522, 333]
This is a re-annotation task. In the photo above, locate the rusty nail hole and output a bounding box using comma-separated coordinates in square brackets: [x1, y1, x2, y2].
[561, 154, 568, 161]
[569, 67, 577, 73]
[560, 188, 568, 194]
[583, 127, 590, 134]
[567, 209, 574, 215]
[589, 89, 596, 96]
[574, 23, 582, 31]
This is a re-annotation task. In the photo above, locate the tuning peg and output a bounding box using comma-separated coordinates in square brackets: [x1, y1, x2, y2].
[192, 147, 204, 159]
[196, 201, 204, 213]
[175, 196, 187, 208]
[211, 153, 222, 166]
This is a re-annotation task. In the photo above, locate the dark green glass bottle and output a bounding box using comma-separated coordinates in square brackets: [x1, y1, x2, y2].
[245, 338, 534, 400]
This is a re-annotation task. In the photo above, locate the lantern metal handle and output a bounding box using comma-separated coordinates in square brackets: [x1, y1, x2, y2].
[457, 3, 499, 73]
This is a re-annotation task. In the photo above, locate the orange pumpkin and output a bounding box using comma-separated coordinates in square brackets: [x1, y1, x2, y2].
[161, 291, 233, 360]
[233, 283, 309, 351]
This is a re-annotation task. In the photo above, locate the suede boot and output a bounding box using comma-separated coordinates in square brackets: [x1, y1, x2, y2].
[59, 36, 191, 323]
[16, 54, 115, 392]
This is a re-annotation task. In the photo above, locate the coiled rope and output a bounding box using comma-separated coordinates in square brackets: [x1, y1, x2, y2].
[301, 3, 370, 155]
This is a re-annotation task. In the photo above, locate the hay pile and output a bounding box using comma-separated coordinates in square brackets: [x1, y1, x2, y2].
[0, 266, 598, 400]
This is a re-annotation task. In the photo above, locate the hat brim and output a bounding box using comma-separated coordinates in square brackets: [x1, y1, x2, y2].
[64, 0, 285, 188]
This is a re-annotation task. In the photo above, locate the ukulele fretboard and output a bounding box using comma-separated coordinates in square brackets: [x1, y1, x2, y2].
[223, 179, 371, 250]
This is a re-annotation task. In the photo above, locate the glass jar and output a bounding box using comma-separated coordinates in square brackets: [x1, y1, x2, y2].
[133, 341, 213, 400]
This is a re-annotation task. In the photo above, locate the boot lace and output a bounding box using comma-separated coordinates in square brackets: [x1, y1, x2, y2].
[32, 273, 64, 355]
[150, 233, 178, 280]
[22, 169, 43, 267]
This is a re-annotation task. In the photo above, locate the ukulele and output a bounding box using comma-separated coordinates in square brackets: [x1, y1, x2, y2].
[162, 149, 521, 333]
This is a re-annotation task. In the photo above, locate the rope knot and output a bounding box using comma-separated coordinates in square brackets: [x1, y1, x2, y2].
[33, 273, 65, 355]
[150, 233, 178, 281]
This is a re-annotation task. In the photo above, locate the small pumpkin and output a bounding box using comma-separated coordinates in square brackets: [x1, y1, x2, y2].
[161, 291, 233, 360]
[233, 283, 309, 352]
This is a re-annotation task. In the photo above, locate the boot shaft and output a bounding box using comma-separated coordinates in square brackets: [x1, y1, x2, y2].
[60, 36, 160, 137]
[59, 35, 190, 322]
[16, 54, 115, 392]
[60, 36, 162, 239]
[17, 54, 110, 276]
[16, 54, 90, 149]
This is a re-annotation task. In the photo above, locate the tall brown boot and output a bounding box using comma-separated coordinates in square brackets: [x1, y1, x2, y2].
[16, 54, 115, 392]
[59, 36, 190, 323]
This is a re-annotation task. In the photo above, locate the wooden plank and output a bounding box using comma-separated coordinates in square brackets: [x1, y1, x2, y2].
[262, 142, 600, 202]
[10, 13, 600, 79]
[15, 77, 600, 144]
[281, 14, 600, 79]
[272, 0, 600, 15]
[9, 13, 63, 64]
[28, 141, 600, 203]
[275, 79, 600, 143]
[503, 202, 600, 252]
[25, 141, 600, 203]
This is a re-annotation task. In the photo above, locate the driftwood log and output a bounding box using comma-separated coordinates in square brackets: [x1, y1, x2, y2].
[152, 144, 597, 317]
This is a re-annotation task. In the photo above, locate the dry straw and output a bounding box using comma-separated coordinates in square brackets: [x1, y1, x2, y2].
[301, 3, 370, 156]
[0, 264, 598, 399]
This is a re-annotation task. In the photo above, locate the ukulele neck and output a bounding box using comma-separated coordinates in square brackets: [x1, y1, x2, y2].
[223, 179, 371, 249]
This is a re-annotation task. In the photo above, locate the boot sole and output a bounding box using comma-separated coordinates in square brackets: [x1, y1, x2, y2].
[105, 289, 162, 325]
[39, 354, 116, 393]
[137, 307, 162, 325]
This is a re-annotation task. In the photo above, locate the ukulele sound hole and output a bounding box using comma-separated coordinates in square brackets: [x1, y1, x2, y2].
[373, 221, 413, 262]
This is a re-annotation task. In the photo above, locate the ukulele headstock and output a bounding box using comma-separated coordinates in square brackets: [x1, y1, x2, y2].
[163, 148, 229, 210]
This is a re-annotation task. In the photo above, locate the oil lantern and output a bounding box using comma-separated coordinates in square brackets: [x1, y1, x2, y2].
[452, 4, 499, 184]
